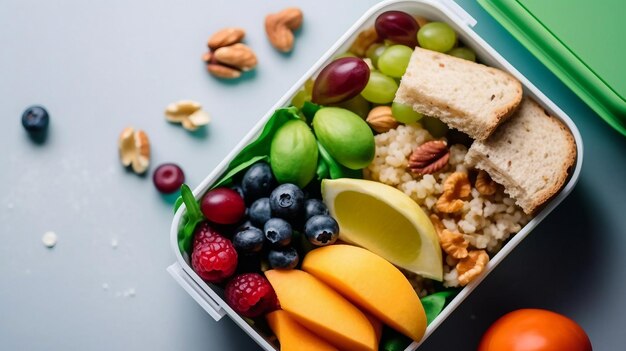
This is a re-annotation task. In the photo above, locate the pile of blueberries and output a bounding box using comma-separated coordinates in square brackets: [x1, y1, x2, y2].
[231, 162, 339, 270]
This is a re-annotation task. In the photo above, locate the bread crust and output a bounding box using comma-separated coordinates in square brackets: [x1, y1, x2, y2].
[465, 98, 577, 214]
[395, 48, 523, 141]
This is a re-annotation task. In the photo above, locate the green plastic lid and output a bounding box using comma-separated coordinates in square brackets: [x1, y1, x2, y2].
[478, 0, 626, 136]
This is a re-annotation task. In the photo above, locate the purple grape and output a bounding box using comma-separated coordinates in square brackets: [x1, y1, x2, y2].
[312, 57, 370, 105]
[375, 11, 419, 47]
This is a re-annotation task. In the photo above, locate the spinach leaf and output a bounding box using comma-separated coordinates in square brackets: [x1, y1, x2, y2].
[173, 195, 184, 213]
[301, 101, 322, 124]
[420, 290, 458, 325]
[317, 141, 364, 179]
[211, 155, 269, 189]
[210, 107, 300, 190]
[177, 184, 205, 255]
[315, 154, 330, 180]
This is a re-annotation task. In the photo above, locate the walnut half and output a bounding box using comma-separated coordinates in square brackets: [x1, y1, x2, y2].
[456, 250, 489, 286]
[436, 172, 471, 213]
[430, 215, 469, 259]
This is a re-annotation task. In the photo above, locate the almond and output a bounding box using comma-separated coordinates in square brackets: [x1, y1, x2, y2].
[366, 106, 399, 133]
[208, 27, 245, 51]
[265, 7, 303, 52]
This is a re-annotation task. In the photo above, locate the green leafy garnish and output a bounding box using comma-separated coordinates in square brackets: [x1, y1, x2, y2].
[211, 155, 270, 189]
[317, 141, 363, 179]
[315, 153, 330, 180]
[173, 196, 184, 213]
[177, 184, 205, 255]
[380, 328, 412, 351]
[301, 101, 322, 124]
[210, 107, 300, 189]
[420, 290, 458, 325]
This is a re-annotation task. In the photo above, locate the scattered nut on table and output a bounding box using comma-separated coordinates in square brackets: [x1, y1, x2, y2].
[265, 7, 303, 52]
[203, 28, 257, 79]
[208, 27, 245, 51]
[118, 127, 150, 174]
[165, 100, 211, 131]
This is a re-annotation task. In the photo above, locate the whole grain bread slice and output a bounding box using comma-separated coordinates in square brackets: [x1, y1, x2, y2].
[465, 98, 577, 214]
[395, 47, 523, 140]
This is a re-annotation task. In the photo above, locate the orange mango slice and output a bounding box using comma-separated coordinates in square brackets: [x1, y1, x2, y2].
[266, 310, 338, 351]
[302, 245, 427, 341]
[265, 269, 377, 351]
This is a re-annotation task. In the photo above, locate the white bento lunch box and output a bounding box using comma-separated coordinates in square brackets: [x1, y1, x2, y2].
[167, 0, 584, 349]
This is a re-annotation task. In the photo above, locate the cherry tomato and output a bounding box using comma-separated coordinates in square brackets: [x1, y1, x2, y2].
[478, 309, 592, 351]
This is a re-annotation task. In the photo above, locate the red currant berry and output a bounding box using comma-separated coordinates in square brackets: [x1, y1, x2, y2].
[201, 188, 246, 225]
[153, 163, 185, 194]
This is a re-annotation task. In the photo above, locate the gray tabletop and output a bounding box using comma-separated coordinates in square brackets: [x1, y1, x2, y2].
[1, 0, 625, 350]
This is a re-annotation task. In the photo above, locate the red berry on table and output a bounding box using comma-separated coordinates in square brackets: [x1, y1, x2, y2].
[153, 163, 185, 194]
[201, 188, 246, 225]
[191, 224, 238, 283]
[225, 273, 278, 318]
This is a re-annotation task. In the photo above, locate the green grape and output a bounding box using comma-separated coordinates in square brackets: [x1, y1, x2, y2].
[417, 22, 457, 53]
[391, 102, 422, 123]
[365, 43, 387, 69]
[331, 95, 371, 119]
[421, 116, 448, 137]
[447, 47, 476, 62]
[291, 89, 310, 110]
[378, 45, 413, 78]
[304, 78, 314, 95]
[360, 71, 398, 104]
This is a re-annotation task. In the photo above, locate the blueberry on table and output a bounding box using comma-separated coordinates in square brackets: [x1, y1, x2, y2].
[242, 162, 276, 202]
[249, 197, 272, 228]
[21, 105, 49, 133]
[153, 163, 185, 194]
[268, 247, 299, 269]
[264, 218, 293, 247]
[304, 199, 329, 220]
[233, 227, 265, 253]
[269, 183, 304, 222]
[304, 215, 339, 246]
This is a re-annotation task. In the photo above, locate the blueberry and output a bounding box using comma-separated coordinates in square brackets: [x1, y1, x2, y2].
[249, 197, 271, 228]
[21, 106, 49, 133]
[304, 215, 339, 246]
[235, 219, 254, 233]
[233, 227, 264, 253]
[242, 162, 276, 202]
[268, 247, 299, 269]
[304, 199, 329, 220]
[264, 218, 292, 247]
[269, 183, 304, 222]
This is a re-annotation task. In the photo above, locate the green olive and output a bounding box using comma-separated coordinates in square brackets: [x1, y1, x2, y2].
[312, 107, 375, 170]
[270, 119, 318, 187]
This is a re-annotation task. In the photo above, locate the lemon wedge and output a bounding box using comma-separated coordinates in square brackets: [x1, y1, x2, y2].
[321, 178, 442, 281]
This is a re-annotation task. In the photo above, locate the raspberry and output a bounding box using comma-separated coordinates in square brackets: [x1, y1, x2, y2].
[225, 273, 278, 318]
[191, 223, 238, 283]
[193, 222, 222, 249]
